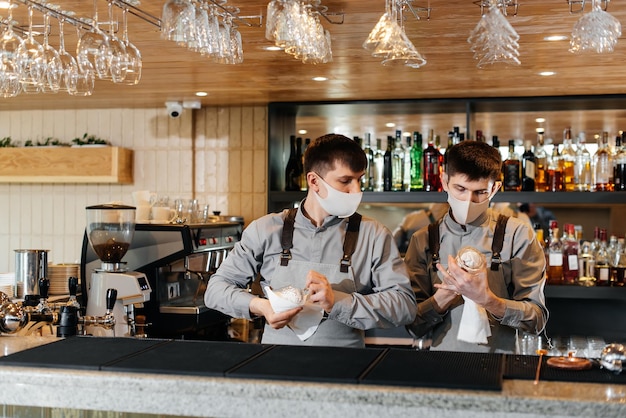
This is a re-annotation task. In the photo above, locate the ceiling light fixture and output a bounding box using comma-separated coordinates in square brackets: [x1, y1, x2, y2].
[536, 118, 546, 123]
[539, 71, 556, 76]
[298, 129, 308, 135]
[195, 91, 208, 97]
[544, 35, 569, 41]
[0, 1, 16, 9]
[263, 46, 283, 51]
[385, 123, 396, 128]
[312, 76, 328, 82]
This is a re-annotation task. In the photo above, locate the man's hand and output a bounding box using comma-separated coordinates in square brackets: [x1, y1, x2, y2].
[305, 270, 334, 313]
[249, 297, 302, 329]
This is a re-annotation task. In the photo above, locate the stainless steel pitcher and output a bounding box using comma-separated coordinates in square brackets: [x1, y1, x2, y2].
[15, 249, 49, 297]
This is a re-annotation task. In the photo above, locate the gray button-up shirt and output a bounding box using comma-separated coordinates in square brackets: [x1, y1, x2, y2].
[205, 205, 417, 347]
[404, 208, 548, 353]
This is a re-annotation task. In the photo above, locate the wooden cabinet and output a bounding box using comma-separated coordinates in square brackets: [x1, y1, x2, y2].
[0, 146, 133, 184]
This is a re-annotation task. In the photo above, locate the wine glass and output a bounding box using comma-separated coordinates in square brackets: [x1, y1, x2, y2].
[76, 0, 111, 79]
[41, 13, 63, 94]
[0, 0, 22, 97]
[121, 7, 141, 85]
[161, 0, 196, 46]
[103, 0, 127, 83]
[57, 18, 79, 94]
[569, 0, 621, 54]
[16, 5, 45, 94]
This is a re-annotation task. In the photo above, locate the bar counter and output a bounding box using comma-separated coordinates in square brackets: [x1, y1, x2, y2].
[0, 336, 625, 418]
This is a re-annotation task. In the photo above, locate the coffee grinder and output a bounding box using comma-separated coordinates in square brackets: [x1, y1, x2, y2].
[84, 204, 151, 337]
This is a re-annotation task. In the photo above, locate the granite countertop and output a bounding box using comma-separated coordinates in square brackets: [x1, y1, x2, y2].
[0, 336, 625, 418]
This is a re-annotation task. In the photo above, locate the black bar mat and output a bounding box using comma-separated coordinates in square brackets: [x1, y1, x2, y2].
[504, 354, 626, 385]
[103, 340, 271, 377]
[227, 345, 385, 384]
[0, 336, 167, 370]
[360, 349, 503, 391]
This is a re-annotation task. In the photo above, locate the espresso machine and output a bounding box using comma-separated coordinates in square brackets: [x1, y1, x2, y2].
[83, 204, 151, 337]
[81, 216, 243, 340]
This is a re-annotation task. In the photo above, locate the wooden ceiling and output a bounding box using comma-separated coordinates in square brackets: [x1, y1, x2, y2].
[2, 0, 626, 113]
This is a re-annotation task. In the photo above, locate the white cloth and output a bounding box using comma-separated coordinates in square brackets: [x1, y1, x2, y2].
[457, 296, 491, 344]
[264, 286, 324, 341]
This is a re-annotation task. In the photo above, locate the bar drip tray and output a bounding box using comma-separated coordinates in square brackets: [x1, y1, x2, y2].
[159, 296, 208, 315]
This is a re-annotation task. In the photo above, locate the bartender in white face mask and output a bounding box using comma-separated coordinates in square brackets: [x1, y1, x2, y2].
[205, 133, 416, 347]
[404, 140, 548, 353]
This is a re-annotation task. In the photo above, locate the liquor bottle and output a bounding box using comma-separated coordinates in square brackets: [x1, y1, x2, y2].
[423, 132, 443, 192]
[594, 228, 611, 286]
[373, 138, 385, 192]
[521, 140, 536, 191]
[535, 131, 549, 192]
[547, 144, 564, 192]
[562, 223, 579, 285]
[574, 132, 592, 191]
[410, 131, 424, 191]
[296, 137, 304, 190]
[613, 133, 626, 191]
[362, 133, 374, 191]
[383, 137, 393, 192]
[284, 135, 301, 191]
[403, 134, 412, 192]
[590, 226, 601, 255]
[443, 131, 454, 172]
[300, 138, 310, 191]
[476, 130, 484, 142]
[503, 139, 521, 191]
[594, 131, 614, 191]
[391, 130, 404, 191]
[561, 128, 576, 191]
[613, 238, 626, 286]
[607, 234, 619, 267]
[546, 220, 563, 285]
[578, 240, 596, 286]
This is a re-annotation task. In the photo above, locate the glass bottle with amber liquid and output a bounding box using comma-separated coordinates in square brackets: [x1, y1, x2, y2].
[548, 144, 564, 192]
[503, 139, 521, 191]
[594, 132, 614, 191]
[561, 128, 577, 191]
[535, 131, 549, 191]
[562, 223, 579, 285]
[521, 140, 536, 191]
[547, 220, 564, 285]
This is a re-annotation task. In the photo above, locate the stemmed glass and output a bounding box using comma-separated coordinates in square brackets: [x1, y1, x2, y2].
[16, 5, 45, 94]
[569, 0, 621, 53]
[161, 0, 196, 46]
[57, 18, 79, 94]
[467, 1, 520, 68]
[103, 0, 127, 83]
[41, 13, 63, 94]
[121, 7, 142, 85]
[76, 0, 111, 79]
[0, 0, 22, 97]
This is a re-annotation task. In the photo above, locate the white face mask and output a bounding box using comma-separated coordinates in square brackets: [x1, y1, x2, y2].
[314, 176, 362, 218]
[447, 192, 491, 225]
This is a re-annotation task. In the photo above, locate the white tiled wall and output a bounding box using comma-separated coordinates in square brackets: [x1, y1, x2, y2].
[0, 106, 268, 273]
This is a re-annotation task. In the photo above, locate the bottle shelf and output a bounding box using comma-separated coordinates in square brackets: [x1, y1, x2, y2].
[545, 284, 626, 301]
[269, 191, 626, 206]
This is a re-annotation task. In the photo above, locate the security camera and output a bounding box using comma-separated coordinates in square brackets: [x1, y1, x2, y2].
[165, 101, 183, 118]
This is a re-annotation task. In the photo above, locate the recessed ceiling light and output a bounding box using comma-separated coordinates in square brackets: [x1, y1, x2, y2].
[312, 76, 327, 82]
[263, 45, 283, 51]
[298, 129, 307, 135]
[539, 71, 556, 76]
[385, 122, 396, 128]
[544, 35, 569, 41]
[536, 118, 546, 123]
[535, 128, 545, 133]
[0, 1, 16, 9]
[195, 91, 208, 97]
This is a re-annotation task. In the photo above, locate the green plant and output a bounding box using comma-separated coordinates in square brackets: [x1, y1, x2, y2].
[0, 137, 15, 147]
[71, 133, 109, 146]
